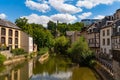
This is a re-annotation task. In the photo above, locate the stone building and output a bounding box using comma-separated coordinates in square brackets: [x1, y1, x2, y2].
[66, 31, 80, 43]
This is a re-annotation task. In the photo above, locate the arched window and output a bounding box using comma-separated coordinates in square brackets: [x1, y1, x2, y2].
[1, 37, 5, 44]
[15, 38, 18, 44]
[15, 31, 18, 37]
[1, 28, 6, 35]
[9, 29, 13, 36]
[117, 26, 120, 32]
[9, 38, 12, 44]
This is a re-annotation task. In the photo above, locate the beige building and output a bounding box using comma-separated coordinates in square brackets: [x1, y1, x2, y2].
[0, 19, 33, 53]
[66, 31, 80, 43]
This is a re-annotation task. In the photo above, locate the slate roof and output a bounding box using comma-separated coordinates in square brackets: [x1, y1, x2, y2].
[0, 19, 20, 29]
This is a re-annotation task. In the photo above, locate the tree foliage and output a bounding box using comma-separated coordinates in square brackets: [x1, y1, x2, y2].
[47, 21, 84, 36]
[54, 36, 70, 54]
[68, 37, 95, 66]
[11, 48, 26, 55]
[15, 18, 54, 49]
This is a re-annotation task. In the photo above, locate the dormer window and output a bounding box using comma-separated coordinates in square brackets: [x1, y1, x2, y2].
[117, 26, 120, 32]
[89, 29, 92, 33]
[106, 21, 113, 26]
[93, 28, 97, 32]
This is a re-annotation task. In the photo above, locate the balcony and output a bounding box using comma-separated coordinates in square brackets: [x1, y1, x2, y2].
[88, 43, 100, 48]
[112, 32, 120, 36]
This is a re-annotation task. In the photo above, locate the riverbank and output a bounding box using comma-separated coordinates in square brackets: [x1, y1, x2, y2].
[3, 55, 26, 65]
[94, 61, 114, 80]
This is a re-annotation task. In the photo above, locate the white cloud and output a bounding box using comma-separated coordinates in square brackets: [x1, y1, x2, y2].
[49, 0, 82, 14]
[50, 13, 77, 23]
[78, 12, 92, 19]
[94, 15, 105, 19]
[25, 0, 50, 13]
[0, 13, 7, 19]
[76, 0, 120, 9]
[22, 13, 77, 27]
[22, 14, 51, 27]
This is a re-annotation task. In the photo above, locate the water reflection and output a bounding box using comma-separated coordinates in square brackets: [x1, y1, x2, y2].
[0, 60, 33, 80]
[0, 56, 98, 80]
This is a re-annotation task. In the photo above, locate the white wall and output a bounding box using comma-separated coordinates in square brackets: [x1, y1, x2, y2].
[100, 26, 112, 54]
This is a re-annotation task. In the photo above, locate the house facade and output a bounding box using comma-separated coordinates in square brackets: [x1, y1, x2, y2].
[87, 23, 100, 57]
[100, 25, 113, 60]
[0, 19, 33, 53]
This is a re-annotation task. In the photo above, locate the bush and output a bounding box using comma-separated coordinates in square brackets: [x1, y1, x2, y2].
[11, 48, 26, 55]
[54, 36, 70, 54]
[67, 37, 95, 66]
[0, 44, 7, 51]
[0, 54, 6, 65]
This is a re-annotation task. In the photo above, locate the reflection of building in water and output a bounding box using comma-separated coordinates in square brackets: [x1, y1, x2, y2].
[31, 71, 72, 80]
[0, 60, 33, 80]
[4, 69, 20, 80]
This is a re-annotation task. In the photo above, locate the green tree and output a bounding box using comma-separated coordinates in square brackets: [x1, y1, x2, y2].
[11, 48, 26, 55]
[15, 17, 28, 29]
[68, 37, 95, 66]
[15, 18, 54, 49]
[57, 23, 67, 36]
[54, 36, 69, 54]
[47, 21, 57, 36]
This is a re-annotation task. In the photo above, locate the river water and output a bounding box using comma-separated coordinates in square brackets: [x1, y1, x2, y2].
[0, 55, 99, 80]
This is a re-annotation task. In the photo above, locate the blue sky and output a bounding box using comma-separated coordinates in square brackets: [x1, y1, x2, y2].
[0, 0, 120, 27]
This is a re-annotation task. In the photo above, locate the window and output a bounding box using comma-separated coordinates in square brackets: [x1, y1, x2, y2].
[9, 38, 12, 44]
[1, 28, 6, 35]
[101, 48, 103, 52]
[15, 45, 18, 48]
[92, 38, 94, 43]
[88, 39, 90, 43]
[103, 39, 105, 45]
[15, 31, 18, 37]
[119, 38, 120, 44]
[9, 29, 13, 36]
[1, 37, 5, 44]
[104, 48, 106, 53]
[15, 38, 18, 44]
[107, 38, 110, 45]
[107, 29, 110, 36]
[117, 26, 120, 32]
[89, 29, 92, 33]
[102, 30, 105, 36]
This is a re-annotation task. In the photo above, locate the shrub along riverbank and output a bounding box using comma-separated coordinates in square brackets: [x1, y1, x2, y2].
[0, 54, 6, 65]
[67, 37, 96, 67]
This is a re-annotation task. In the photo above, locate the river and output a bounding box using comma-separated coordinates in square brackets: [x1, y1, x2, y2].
[0, 55, 99, 80]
